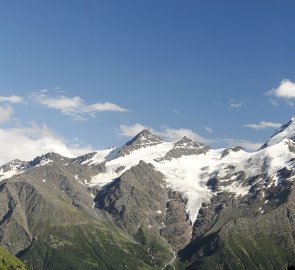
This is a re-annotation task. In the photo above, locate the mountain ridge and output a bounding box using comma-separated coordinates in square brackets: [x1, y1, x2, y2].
[1, 117, 295, 269]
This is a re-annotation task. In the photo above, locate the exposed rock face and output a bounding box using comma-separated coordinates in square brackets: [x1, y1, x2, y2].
[114, 129, 163, 158]
[0, 160, 29, 181]
[0, 160, 102, 255]
[205, 169, 247, 193]
[0, 152, 106, 183]
[0, 181, 33, 254]
[0, 155, 174, 270]
[158, 136, 210, 161]
[286, 139, 295, 153]
[160, 190, 192, 251]
[95, 161, 167, 234]
[0, 160, 28, 174]
[181, 202, 295, 269]
[220, 146, 244, 159]
[28, 152, 70, 167]
[192, 192, 243, 239]
[71, 152, 97, 164]
[115, 165, 125, 173]
[179, 177, 295, 270]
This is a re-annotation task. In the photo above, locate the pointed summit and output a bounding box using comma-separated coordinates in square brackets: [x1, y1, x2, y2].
[126, 129, 163, 146]
[177, 136, 192, 143]
[137, 128, 153, 136]
[29, 152, 69, 167]
[158, 136, 210, 161]
[174, 136, 209, 149]
[260, 117, 295, 149]
[175, 136, 195, 147]
[114, 129, 164, 158]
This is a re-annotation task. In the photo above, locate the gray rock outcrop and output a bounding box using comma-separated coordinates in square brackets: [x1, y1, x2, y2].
[95, 161, 167, 234]
[158, 136, 210, 161]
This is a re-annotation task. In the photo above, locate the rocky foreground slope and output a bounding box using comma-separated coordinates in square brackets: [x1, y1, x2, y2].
[1, 118, 295, 269]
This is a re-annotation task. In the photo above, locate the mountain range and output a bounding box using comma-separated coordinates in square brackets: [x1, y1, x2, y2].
[1, 117, 295, 269]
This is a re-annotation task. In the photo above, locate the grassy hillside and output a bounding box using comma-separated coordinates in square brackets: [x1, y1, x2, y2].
[19, 222, 173, 270]
[0, 247, 28, 270]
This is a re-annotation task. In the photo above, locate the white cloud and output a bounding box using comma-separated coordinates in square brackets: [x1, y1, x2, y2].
[0, 105, 13, 124]
[228, 99, 243, 108]
[0, 95, 23, 104]
[223, 138, 262, 152]
[84, 102, 128, 113]
[119, 123, 211, 144]
[0, 95, 24, 124]
[0, 123, 93, 164]
[269, 99, 279, 106]
[204, 126, 213, 133]
[230, 102, 242, 108]
[30, 91, 128, 120]
[266, 79, 295, 99]
[34, 94, 83, 111]
[244, 121, 282, 130]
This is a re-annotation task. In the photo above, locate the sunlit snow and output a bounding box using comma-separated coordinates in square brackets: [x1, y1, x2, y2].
[87, 137, 295, 223]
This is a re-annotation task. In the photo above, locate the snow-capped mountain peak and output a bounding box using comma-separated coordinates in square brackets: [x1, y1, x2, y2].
[113, 129, 164, 159]
[157, 136, 210, 161]
[175, 136, 193, 145]
[2, 120, 295, 225]
[71, 130, 165, 165]
[29, 152, 66, 167]
[126, 129, 163, 145]
[173, 136, 207, 149]
[0, 159, 28, 181]
[260, 116, 295, 149]
[0, 152, 71, 181]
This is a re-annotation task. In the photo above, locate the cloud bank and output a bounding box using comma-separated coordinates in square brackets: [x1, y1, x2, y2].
[266, 79, 295, 99]
[30, 91, 128, 120]
[0, 95, 24, 104]
[0, 123, 93, 164]
[204, 126, 213, 133]
[0, 105, 14, 124]
[266, 79, 295, 106]
[244, 121, 282, 130]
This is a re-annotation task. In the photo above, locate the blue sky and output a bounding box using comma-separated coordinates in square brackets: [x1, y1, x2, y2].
[0, 0, 295, 163]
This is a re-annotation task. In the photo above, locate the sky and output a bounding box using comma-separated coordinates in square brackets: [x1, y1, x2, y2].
[0, 0, 295, 164]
